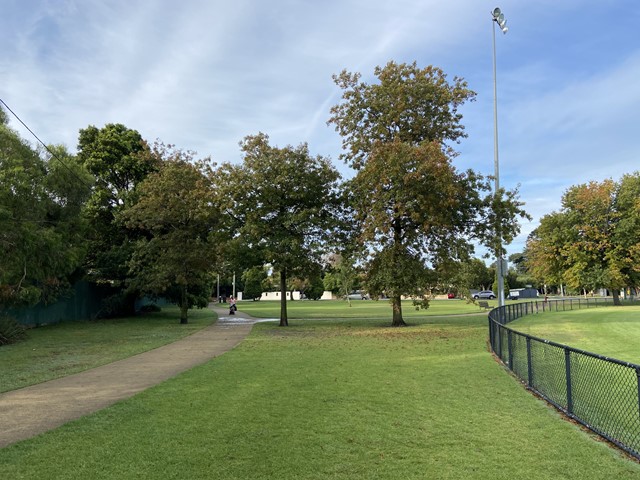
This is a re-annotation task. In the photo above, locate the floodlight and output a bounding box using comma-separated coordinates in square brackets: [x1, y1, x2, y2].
[493, 7, 502, 18]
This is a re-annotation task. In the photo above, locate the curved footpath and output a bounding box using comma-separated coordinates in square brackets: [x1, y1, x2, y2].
[0, 304, 258, 448]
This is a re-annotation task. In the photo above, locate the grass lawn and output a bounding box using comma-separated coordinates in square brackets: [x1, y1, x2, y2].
[1, 313, 639, 478]
[237, 298, 490, 320]
[0, 306, 215, 393]
[509, 306, 640, 364]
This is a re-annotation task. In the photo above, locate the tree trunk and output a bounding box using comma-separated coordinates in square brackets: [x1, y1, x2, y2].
[279, 269, 289, 326]
[344, 285, 352, 307]
[613, 288, 622, 306]
[391, 295, 406, 327]
[180, 284, 188, 324]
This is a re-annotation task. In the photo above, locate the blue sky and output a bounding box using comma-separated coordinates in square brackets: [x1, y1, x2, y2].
[2, 0, 639, 257]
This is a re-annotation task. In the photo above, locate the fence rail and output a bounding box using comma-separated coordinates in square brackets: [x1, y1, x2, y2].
[488, 297, 640, 460]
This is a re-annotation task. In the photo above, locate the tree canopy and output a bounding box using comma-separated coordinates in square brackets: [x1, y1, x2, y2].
[77, 123, 158, 314]
[123, 147, 220, 323]
[329, 62, 528, 326]
[526, 174, 640, 303]
[214, 133, 341, 326]
[1, 113, 91, 308]
[329, 61, 475, 169]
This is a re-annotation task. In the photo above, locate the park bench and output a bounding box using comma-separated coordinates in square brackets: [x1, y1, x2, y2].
[478, 300, 491, 310]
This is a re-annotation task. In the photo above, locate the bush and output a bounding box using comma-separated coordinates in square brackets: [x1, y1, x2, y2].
[139, 304, 162, 313]
[0, 315, 27, 345]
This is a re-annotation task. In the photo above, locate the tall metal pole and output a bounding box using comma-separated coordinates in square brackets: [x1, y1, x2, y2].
[232, 272, 236, 298]
[492, 8, 506, 307]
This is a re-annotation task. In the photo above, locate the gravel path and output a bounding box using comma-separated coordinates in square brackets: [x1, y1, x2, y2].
[0, 304, 257, 448]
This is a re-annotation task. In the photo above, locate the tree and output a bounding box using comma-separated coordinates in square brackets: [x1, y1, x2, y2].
[214, 133, 341, 326]
[329, 61, 474, 168]
[77, 123, 158, 315]
[122, 147, 220, 323]
[1, 111, 91, 308]
[241, 266, 268, 301]
[526, 175, 640, 304]
[303, 274, 325, 300]
[526, 212, 570, 290]
[612, 173, 640, 296]
[332, 254, 359, 306]
[329, 62, 527, 326]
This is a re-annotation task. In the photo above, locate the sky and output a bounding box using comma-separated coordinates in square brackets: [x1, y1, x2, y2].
[2, 0, 640, 258]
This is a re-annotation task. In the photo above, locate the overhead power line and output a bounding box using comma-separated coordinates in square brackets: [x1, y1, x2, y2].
[0, 98, 93, 190]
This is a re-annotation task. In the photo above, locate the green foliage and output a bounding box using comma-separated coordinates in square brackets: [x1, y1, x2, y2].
[241, 267, 268, 301]
[328, 254, 359, 302]
[527, 173, 640, 303]
[329, 62, 528, 325]
[214, 133, 341, 325]
[77, 123, 157, 314]
[1, 118, 92, 308]
[303, 274, 325, 300]
[329, 61, 476, 169]
[432, 257, 494, 299]
[123, 148, 220, 324]
[0, 315, 26, 345]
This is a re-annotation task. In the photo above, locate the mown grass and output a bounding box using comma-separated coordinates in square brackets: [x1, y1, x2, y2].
[510, 306, 640, 364]
[238, 298, 490, 320]
[0, 306, 215, 393]
[1, 314, 639, 478]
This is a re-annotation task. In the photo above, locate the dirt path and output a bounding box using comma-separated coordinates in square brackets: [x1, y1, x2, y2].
[0, 304, 258, 448]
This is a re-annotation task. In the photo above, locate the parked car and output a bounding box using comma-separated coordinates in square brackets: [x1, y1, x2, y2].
[447, 293, 456, 299]
[473, 290, 496, 300]
[346, 291, 369, 300]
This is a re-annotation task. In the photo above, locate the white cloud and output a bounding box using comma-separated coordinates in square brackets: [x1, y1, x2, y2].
[2, 0, 639, 257]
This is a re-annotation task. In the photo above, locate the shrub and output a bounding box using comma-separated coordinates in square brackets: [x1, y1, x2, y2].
[139, 304, 162, 313]
[0, 315, 27, 345]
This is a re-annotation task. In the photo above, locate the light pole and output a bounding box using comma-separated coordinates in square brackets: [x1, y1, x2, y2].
[492, 7, 508, 307]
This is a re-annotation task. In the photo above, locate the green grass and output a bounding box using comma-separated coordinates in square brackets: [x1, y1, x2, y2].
[510, 306, 640, 364]
[0, 306, 215, 393]
[238, 298, 491, 320]
[1, 314, 639, 478]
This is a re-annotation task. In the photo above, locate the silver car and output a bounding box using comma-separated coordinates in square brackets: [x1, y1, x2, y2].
[473, 290, 496, 300]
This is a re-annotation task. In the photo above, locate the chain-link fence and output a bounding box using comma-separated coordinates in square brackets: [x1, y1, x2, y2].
[488, 297, 640, 460]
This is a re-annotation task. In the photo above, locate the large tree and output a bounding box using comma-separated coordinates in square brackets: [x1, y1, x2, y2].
[527, 175, 640, 303]
[1, 111, 91, 308]
[215, 133, 341, 326]
[122, 147, 220, 324]
[77, 123, 158, 314]
[329, 61, 527, 326]
[526, 212, 572, 291]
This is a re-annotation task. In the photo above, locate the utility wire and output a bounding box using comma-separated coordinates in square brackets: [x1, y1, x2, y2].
[0, 98, 93, 190]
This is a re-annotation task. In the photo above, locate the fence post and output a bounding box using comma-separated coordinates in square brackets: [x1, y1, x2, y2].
[507, 329, 513, 368]
[565, 348, 573, 414]
[636, 367, 640, 418]
[489, 317, 494, 351]
[526, 337, 533, 387]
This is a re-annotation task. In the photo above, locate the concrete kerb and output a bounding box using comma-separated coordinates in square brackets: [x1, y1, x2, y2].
[0, 303, 259, 448]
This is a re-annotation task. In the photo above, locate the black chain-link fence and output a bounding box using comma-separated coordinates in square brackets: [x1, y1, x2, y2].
[488, 297, 640, 459]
